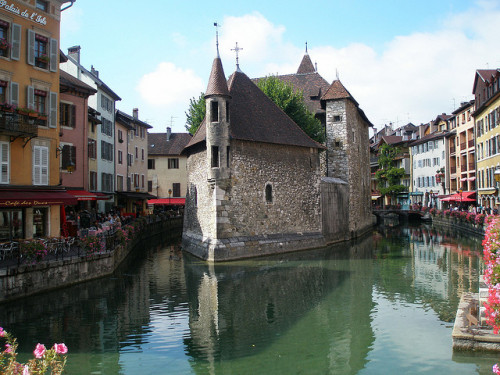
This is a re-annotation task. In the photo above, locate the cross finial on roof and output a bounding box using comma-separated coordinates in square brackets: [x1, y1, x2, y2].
[305, 41, 308, 53]
[231, 42, 243, 71]
[214, 22, 220, 56]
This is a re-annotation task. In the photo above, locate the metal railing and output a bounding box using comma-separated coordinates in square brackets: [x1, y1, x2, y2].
[0, 112, 38, 137]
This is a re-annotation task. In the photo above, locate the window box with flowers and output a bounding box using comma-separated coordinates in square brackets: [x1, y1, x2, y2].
[435, 167, 445, 183]
[17, 107, 39, 118]
[0, 102, 16, 113]
[0, 37, 10, 51]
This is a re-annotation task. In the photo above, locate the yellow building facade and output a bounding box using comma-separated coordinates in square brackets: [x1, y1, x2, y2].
[0, 0, 75, 241]
[474, 69, 500, 210]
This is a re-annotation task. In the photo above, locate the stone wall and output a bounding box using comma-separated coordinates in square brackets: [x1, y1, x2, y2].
[183, 140, 324, 260]
[325, 100, 372, 237]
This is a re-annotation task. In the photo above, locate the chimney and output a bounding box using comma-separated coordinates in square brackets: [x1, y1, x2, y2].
[91, 65, 99, 78]
[67, 45, 81, 64]
[166, 127, 171, 141]
[133, 108, 139, 120]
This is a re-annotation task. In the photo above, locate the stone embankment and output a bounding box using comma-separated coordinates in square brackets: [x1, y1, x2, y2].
[0, 216, 183, 303]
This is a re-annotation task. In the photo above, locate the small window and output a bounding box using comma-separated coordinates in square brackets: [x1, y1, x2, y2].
[226, 146, 230, 167]
[34, 34, 49, 69]
[211, 101, 219, 122]
[211, 146, 219, 168]
[333, 115, 342, 122]
[226, 101, 230, 121]
[0, 21, 10, 58]
[168, 158, 179, 169]
[172, 183, 180, 197]
[148, 159, 155, 169]
[36, 0, 48, 12]
[265, 184, 273, 203]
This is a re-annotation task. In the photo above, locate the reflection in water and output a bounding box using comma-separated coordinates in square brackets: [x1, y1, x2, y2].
[0, 224, 490, 374]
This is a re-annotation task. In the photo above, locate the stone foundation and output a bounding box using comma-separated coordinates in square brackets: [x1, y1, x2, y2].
[452, 293, 500, 351]
[182, 230, 327, 261]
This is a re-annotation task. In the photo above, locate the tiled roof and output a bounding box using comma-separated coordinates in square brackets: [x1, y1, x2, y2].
[297, 53, 315, 74]
[116, 110, 152, 129]
[321, 80, 358, 105]
[409, 131, 447, 146]
[60, 70, 96, 96]
[149, 132, 192, 155]
[205, 57, 230, 98]
[185, 68, 324, 151]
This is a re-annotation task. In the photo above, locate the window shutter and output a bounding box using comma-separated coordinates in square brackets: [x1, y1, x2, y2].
[10, 82, 18, 106]
[10, 23, 21, 61]
[71, 145, 76, 169]
[27, 85, 34, 109]
[70, 104, 76, 127]
[49, 38, 57, 72]
[33, 146, 40, 185]
[62, 144, 69, 169]
[41, 146, 48, 185]
[49, 91, 57, 128]
[0, 142, 9, 184]
[27, 29, 35, 66]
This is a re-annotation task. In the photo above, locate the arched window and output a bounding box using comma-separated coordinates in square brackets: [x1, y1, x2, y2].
[265, 183, 273, 203]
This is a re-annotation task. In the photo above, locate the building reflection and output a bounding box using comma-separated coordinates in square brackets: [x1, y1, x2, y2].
[183, 235, 376, 375]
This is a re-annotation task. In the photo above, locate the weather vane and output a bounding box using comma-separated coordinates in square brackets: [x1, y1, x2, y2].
[214, 22, 220, 56]
[231, 42, 243, 71]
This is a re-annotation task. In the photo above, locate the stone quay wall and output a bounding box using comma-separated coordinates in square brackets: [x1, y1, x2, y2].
[0, 217, 183, 302]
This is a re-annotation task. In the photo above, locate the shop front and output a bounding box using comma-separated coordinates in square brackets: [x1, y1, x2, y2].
[0, 188, 77, 241]
[116, 192, 156, 216]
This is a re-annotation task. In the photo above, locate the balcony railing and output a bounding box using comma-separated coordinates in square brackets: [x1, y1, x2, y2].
[0, 111, 38, 138]
[468, 139, 474, 148]
[469, 162, 475, 170]
[460, 142, 466, 150]
[451, 166, 456, 174]
[450, 146, 456, 154]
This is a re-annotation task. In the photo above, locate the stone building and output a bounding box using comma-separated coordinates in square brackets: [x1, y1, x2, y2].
[182, 55, 326, 261]
[255, 50, 373, 237]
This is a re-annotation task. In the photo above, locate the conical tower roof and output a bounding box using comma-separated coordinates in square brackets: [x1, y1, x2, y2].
[205, 57, 230, 98]
[321, 79, 358, 105]
[297, 53, 315, 74]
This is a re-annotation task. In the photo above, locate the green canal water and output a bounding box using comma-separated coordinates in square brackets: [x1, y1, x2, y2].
[1, 223, 498, 374]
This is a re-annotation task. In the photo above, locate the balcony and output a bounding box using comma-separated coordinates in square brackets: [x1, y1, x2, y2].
[450, 145, 456, 154]
[460, 142, 466, 150]
[468, 139, 474, 148]
[0, 111, 38, 138]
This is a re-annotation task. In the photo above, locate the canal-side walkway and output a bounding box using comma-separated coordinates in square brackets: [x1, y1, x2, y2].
[0, 215, 183, 302]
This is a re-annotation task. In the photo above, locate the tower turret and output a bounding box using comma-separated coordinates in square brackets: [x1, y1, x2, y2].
[205, 56, 231, 183]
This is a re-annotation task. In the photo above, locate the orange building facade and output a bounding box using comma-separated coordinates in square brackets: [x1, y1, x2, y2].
[0, 0, 76, 241]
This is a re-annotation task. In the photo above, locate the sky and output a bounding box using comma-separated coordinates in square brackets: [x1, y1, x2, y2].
[60, 0, 500, 134]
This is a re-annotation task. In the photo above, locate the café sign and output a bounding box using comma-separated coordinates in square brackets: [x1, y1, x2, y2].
[0, 0, 47, 26]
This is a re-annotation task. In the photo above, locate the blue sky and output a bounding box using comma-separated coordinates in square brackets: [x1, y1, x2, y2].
[61, 0, 500, 134]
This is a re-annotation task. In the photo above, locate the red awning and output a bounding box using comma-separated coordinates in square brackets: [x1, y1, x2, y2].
[0, 190, 78, 207]
[148, 198, 185, 206]
[94, 192, 111, 200]
[67, 190, 97, 201]
[440, 191, 476, 202]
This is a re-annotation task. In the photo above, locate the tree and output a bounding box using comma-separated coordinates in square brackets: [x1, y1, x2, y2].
[257, 76, 325, 143]
[185, 92, 205, 135]
[375, 143, 406, 206]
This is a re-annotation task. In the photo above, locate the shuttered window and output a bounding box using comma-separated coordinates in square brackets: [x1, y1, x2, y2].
[60, 103, 76, 127]
[0, 141, 9, 184]
[61, 145, 76, 171]
[33, 145, 48, 185]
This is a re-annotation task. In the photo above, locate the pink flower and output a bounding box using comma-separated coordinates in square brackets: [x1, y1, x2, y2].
[0, 327, 5, 337]
[53, 343, 68, 354]
[4, 343, 12, 353]
[493, 363, 500, 375]
[23, 365, 30, 375]
[33, 343, 45, 358]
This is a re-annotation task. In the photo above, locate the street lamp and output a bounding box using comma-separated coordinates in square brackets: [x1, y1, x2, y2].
[168, 189, 172, 206]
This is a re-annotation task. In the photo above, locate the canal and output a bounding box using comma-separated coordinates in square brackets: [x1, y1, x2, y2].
[0, 223, 498, 374]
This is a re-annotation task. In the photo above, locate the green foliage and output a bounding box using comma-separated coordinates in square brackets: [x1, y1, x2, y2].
[257, 76, 325, 143]
[376, 143, 407, 197]
[185, 92, 206, 135]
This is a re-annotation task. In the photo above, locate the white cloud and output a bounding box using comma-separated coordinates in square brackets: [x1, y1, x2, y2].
[216, 3, 500, 129]
[137, 62, 204, 107]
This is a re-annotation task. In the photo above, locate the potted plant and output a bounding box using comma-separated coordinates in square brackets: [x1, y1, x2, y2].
[0, 102, 16, 113]
[435, 167, 445, 183]
[20, 239, 47, 262]
[0, 38, 10, 50]
[37, 54, 49, 63]
[17, 107, 38, 118]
